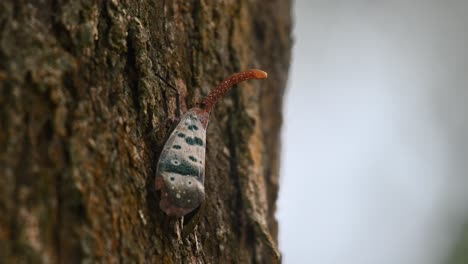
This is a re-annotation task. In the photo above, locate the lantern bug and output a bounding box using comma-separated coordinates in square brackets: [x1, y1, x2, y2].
[155, 69, 268, 217]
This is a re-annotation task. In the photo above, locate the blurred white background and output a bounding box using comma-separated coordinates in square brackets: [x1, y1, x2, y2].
[278, 1, 468, 263]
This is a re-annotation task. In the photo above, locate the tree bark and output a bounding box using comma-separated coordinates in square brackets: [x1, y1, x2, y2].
[0, 0, 291, 263]
[448, 222, 468, 264]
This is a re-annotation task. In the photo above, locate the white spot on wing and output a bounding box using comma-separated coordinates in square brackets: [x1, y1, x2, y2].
[156, 110, 206, 185]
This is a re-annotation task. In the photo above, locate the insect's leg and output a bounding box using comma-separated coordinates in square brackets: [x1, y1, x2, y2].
[168, 84, 183, 118]
[193, 227, 200, 252]
[175, 218, 183, 245]
[189, 225, 205, 260]
[155, 72, 183, 120]
[182, 201, 206, 238]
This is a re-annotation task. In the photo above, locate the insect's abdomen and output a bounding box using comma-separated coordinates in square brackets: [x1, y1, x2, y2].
[155, 110, 206, 217]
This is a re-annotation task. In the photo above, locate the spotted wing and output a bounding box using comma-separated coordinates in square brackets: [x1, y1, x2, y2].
[156, 110, 206, 183]
[155, 109, 206, 216]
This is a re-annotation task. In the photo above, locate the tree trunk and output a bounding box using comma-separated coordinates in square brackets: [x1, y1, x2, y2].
[448, 222, 468, 264]
[0, 0, 291, 263]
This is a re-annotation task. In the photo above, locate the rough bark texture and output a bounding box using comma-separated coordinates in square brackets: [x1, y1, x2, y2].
[0, 0, 291, 263]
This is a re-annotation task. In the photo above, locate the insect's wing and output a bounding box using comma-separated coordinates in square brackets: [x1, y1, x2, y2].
[155, 110, 206, 216]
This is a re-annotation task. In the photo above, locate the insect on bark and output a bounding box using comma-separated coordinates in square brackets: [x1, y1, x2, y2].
[155, 69, 268, 217]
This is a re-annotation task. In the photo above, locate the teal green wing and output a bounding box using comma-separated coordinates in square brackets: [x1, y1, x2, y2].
[155, 110, 206, 216]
